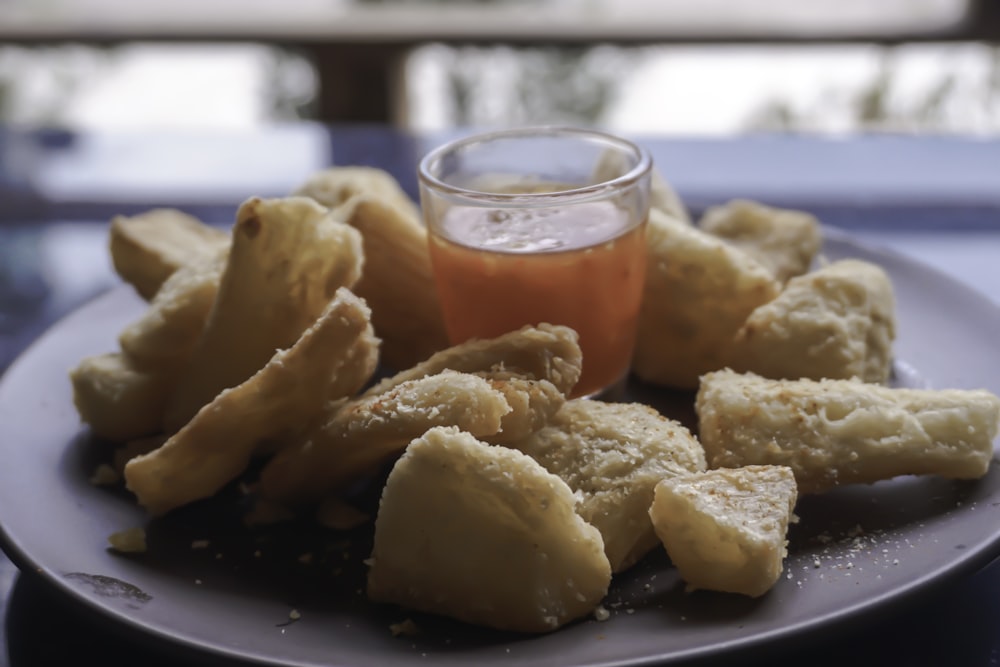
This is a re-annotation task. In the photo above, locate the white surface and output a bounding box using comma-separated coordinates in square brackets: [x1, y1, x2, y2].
[853, 230, 1000, 307]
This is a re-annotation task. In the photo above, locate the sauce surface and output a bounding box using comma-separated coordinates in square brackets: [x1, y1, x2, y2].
[429, 201, 647, 398]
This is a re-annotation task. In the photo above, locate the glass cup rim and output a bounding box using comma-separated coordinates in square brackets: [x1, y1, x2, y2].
[417, 125, 653, 207]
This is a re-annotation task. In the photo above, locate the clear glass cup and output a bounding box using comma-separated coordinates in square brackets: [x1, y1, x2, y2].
[418, 126, 652, 399]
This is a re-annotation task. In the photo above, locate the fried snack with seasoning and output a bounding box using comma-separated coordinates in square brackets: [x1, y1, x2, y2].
[162, 196, 364, 432]
[314, 496, 371, 531]
[112, 436, 166, 476]
[592, 149, 690, 224]
[696, 369, 1000, 493]
[334, 196, 450, 371]
[476, 371, 567, 444]
[363, 324, 580, 446]
[124, 288, 379, 516]
[650, 465, 798, 597]
[118, 251, 226, 373]
[293, 165, 422, 222]
[257, 370, 511, 509]
[632, 210, 781, 389]
[364, 323, 582, 399]
[70, 352, 173, 443]
[698, 199, 822, 283]
[730, 259, 897, 383]
[109, 208, 230, 300]
[511, 399, 706, 572]
[294, 166, 447, 369]
[367, 426, 611, 634]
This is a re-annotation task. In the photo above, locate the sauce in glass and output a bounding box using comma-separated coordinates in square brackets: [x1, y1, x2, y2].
[428, 200, 647, 398]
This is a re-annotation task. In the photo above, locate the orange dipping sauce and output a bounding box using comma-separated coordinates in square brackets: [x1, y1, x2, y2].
[428, 200, 647, 398]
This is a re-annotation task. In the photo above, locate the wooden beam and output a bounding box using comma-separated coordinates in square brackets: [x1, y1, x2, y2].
[295, 43, 408, 124]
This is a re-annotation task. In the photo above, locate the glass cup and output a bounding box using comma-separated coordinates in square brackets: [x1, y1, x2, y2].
[418, 126, 652, 399]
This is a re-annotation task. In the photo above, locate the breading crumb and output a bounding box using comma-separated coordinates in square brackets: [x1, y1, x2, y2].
[389, 618, 420, 637]
[89, 463, 120, 486]
[108, 526, 147, 553]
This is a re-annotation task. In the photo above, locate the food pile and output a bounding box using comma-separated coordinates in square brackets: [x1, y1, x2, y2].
[68, 164, 1000, 634]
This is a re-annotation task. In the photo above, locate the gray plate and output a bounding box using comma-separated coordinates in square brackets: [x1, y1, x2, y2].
[2, 229, 1000, 667]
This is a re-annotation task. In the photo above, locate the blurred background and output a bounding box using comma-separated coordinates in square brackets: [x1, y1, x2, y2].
[0, 0, 997, 134]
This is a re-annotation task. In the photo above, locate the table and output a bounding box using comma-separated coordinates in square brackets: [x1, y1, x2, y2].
[2, 124, 1000, 666]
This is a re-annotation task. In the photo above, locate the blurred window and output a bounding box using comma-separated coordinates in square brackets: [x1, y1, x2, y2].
[0, 0, 995, 133]
[405, 42, 1000, 135]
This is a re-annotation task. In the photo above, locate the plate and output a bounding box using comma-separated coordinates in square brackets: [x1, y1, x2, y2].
[2, 229, 1000, 667]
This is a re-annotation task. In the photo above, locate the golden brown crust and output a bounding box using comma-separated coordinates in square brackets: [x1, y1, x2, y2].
[696, 369, 1000, 493]
[109, 208, 229, 300]
[70, 352, 173, 443]
[293, 165, 422, 222]
[125, 288, 378, 515]
[698, 199, 822, 283]
[729, 259, 897, 383]
[367, 426, 611, 633]
[632, 210, 781, 389]
[256, 371, 511, 509]
[364, 323, 582, 399]
[511, 399, 706, 572]
[333, 196, 450, 371]
[476, 373, 567, 444]
[118, 252, 226, 373]
[162, 196, 364, 432]
[650, 465, 798, 597]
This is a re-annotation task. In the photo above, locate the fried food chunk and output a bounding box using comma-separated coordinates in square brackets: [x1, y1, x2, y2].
[592, 149, 690, 223]
[162, 196, 364, 432]
[107, 526, 148, 554]
[649, 170, 692, 224]
[477, 372, 567, 444]
[109, 208, 230, 300]
[367, 426, 612, 634]
[315, 496, 371, 531]
[730, 259, 897, 383]
[361, 325, 580, 445]
[293, 165, 422, 222]
[294, 166, 446, 369]
[257, 370, 511, 509]
[112, 436, 166, 476]
[512, 399, 706, 572]
[334, 196, 450, 370]
[365, 323, 582, 398]
[632, 210, 781, 389]
[698, 199, 821, 283]
[124, 288, 379, 516]
[365, 324, 583, 443]
[70, 352, 173, 443]
[696, 369, 1000, 493]
[650, 465, 798, 597]
[118, 252, 226, 373]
